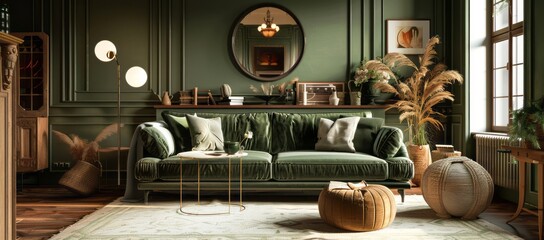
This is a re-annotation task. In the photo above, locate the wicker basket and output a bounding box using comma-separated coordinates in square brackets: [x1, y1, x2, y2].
[59, 161, 100, 196]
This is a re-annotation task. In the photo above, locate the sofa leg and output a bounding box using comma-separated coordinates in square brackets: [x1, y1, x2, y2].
[144, 190, 151, 205]
[398, 189, 405, 203]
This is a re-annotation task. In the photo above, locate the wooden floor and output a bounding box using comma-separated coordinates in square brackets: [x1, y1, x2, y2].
[16, 186, 538, 240]
[16, 186, 123, 240]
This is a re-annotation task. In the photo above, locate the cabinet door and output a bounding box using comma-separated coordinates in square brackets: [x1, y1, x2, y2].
[12, 32, 49, 118]
[16, 117, 48, 172]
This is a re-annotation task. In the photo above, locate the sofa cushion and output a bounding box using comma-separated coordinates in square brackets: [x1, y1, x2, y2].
[349, 117, 384, 154]
[165, 112, 271, 152]
[373, 126, 404, 159]
[271, 112, 373, 155]
[384, 154, 414, 181]
[134, 150, 273, 182]
[140, 124, 176, 159]
[273, 151, 388, 181]
[161, 112, 193, 152]
[315, 117, 360, 152]
[186, 115, 224, 151]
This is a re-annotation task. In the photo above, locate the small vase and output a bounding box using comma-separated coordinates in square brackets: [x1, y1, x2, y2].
[347, 80, 362, 105]
[367, 79, 381, 105]
[329, 90, 340, 105]
[349, 92, 361, 105]
[161, 91, 172, 105]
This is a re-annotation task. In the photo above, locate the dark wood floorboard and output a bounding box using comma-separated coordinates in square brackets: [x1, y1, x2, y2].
[16, 186, 123, 240]
[16, 186, 537, 240]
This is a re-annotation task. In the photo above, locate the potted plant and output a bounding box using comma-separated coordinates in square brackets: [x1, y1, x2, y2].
[374, 36, 464, 186]
[53, 123, 120, 195]
[509, 97, 544, 149]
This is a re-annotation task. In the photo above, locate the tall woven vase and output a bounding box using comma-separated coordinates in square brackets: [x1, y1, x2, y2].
[407, 144, 431, 186]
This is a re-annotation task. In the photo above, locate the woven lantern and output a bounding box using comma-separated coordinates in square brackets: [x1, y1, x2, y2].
[318, 181, 396, 231]
[421, 157, 494, 220]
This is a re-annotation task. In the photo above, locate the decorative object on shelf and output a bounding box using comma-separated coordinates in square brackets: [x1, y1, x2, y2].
[161, 91, 172, 105]
[366, 79, 382, 105]
[296, 82, 345, 105]
[347, 81, 361, 105]
[318, 181, 396, 231]
[53, 123, 120, 195]
[254, 94, 280, 105]
[351, 58, 393, 105]
[94, 40, 148, 181]
[250, 82, 276, 96]
[285, 89, 294, 104]
[509, 97, 544, 149]
[374, 36, 463, 186]
[0, 3, 9, 33]
[421, 157, 494, 220]
[329, 89, 339, 105]
[220, 84, 232, 98]
[386, 19, 430, 54]
[179, 88, 216, 105]
[277, 77, 298, 96]
[257, 9, 280, 38]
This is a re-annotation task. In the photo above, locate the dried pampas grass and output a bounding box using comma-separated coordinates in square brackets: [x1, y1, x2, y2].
[374, 35, 463, 145]
[53, 123, 121, 164]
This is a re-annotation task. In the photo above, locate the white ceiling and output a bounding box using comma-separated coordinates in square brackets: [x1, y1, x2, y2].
[240, 7, 297, 25]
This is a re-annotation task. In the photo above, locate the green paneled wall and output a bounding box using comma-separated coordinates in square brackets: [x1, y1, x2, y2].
[8, 0, 444, 176]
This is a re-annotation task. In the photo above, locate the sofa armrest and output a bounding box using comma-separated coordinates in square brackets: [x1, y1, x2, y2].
[122, 121, 168, 202]
[373, 126, 405, 159]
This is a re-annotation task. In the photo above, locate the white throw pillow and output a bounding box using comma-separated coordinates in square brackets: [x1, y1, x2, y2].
[315, 117, 360, 152]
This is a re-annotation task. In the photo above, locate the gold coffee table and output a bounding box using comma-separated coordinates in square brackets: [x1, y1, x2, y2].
[176, 151, 247, 215]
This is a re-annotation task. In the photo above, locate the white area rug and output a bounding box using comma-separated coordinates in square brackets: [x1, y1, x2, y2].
[51, 195, 521, 240]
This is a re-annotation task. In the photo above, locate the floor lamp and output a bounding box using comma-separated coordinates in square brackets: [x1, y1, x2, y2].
[94, 40, 147, 185]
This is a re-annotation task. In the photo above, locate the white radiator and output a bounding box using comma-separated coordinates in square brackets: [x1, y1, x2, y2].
[474, 133, 518, 190]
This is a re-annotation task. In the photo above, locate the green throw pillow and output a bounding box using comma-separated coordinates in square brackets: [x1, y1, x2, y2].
[186, 114, 224, 151]
[140, 125, 175, 158]
[315, 116, 360, 152]
[162, 112, 192, 152]
[373, 126, 403, 159]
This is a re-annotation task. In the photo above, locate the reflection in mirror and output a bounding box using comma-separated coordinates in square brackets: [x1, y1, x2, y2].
[230, 5, 304, 81]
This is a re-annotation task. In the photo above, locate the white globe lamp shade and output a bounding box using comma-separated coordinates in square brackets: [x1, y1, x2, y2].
[94, 40, 117, 62]
[125, 66, 148, 88]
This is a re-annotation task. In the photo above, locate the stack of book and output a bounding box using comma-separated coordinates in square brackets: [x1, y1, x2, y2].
[220, 96, 244, 105]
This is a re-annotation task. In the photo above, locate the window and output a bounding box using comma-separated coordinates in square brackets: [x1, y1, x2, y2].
[491, 0, 523, 132]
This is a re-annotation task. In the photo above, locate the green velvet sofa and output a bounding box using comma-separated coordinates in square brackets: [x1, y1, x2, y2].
[122, 111, 414, 203]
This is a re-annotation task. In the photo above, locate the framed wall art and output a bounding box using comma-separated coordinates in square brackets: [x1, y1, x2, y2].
[386, 20, 430, 54]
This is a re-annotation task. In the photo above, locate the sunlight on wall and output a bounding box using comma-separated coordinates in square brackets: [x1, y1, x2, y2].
[469, 0, 488, 133]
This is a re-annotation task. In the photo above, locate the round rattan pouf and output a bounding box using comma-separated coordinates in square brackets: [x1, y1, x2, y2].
[421, 156, 494, 220]
[318, 181, 396, 231]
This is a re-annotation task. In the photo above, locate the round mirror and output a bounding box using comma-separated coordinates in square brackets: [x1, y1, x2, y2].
[230, 4, 305, 82]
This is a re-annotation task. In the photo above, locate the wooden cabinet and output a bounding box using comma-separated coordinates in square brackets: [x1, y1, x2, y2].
[12, 32, 49, 172]
[16, 117, 48, 172]
[0, 32, 23, 240]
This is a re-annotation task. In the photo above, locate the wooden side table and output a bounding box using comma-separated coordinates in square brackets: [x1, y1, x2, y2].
[176, 151, 247, 215]
[504, 146, 544, 240]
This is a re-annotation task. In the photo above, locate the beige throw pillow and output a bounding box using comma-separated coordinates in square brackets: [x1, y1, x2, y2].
[186, 114, 224, 151]
[315, 116, 360, 152]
